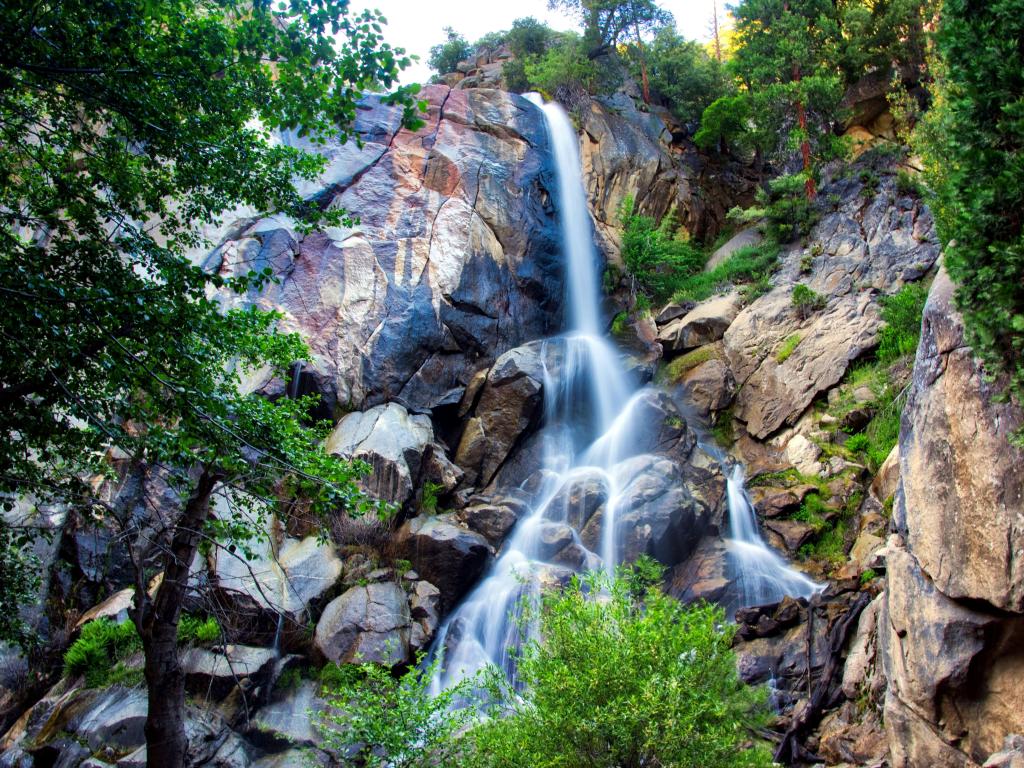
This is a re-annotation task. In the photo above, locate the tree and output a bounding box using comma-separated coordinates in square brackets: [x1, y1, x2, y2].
[915, 0, 1024, 440]
[0, 1, 422, 765]
[643, 27, 733, 125]
[728, 0, 844, 197]
[428, 26, 472, 76]
[548, 0, 673, 101]
[460, 563, 775, 768]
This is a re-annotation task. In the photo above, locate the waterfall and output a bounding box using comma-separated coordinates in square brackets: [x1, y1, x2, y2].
[428, 94, 816, 694]
[724, 465, 820, 609]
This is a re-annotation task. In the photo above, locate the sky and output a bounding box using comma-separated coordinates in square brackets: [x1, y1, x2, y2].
[349, 1, 724, 86]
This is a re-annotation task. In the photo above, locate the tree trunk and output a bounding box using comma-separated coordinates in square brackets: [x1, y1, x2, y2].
[138, 468, 220, 768]
[793, 63, 816, 200]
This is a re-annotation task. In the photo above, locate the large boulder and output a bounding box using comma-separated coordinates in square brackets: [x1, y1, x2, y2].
[395, 515, 491, 610]
[657, 292, 742, 355]
[453, 341, 549, 488]
[204, 86, 563, 413]
[326, 402, 460, 508]
[879, 267, 1024, 767]
[314, 582, 412, 666]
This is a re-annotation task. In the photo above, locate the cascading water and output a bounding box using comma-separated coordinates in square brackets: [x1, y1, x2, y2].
[724, 465, 820, 609]
[428, 93, 816, 694]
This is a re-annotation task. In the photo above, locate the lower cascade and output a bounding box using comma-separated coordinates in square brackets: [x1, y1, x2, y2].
[429, 94, 817, 694]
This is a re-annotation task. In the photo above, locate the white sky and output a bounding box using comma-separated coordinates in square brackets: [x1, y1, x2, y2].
[350, 1, 723, 86]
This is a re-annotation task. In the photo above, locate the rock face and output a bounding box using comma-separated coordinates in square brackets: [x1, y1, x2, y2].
[207, 86, 563, 413]
[395, 515, 491, 610]
[657, 292, 742, 354]
[723, 167, 940, 438]
[879, 267, 1024, 767]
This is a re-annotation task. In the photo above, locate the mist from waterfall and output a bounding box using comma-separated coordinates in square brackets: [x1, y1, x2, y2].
[428, 93, 816, 694]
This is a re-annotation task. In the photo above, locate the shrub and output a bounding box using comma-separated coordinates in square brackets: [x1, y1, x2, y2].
[620, 197, 706, 302]
[845, 433, 870, 453]
[877, 282, 929, 364]
[178, 614, 221, 645]
[461, 565, 774, 768]
[896, 169, 923, 197]
[64, 618, 142, 688]
[318, 653, 479, 768]
[643, 28, 732, 126]
[792, 283, 827, 319]
[695, 95, 751, 152]
[420, 481, 444, 516]
[776, 333, 802, 363]
[523, 32, 606, 96]
[672, 242, 781, 304]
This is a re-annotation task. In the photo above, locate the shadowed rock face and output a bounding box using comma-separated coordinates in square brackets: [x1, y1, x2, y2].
[205, 86, 564, 413]
[879, 266, 1024, 768]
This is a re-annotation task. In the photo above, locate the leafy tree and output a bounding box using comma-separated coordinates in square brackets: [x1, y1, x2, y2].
[643, 27, 733, 125]
[523, 32, 607, 98]
[0, 0, 422, 765]
[619, 196, 705, 301]
[694, 95, 752, 151]
[507, 17, 555, 59]
[429, 26, 473, 76]
[548, 0, 673, 101]
[915, 0, 1024, 436]
[460, 565, 774, 768]
[727, 0, 844, 195]
[832, 0, 936, 85]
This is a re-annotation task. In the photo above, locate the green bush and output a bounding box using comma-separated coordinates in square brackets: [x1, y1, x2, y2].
[523, 32, 606, 96]
[695, 95, 751, 152]
[64, 618, 142, 688]
[318, 653, 479, 768]
[428, 27, 472, 76]
[643, 28, 732, 125]
[877, 282, 929, 364]
[619, 197, 706, 302]
[792, 283, 827, 319]
[461, 566, 774, 768]
[845, 433, 870, 453]
[776, 333, 802, 363]
[671, 242, 781, 304]
[420, 481, 444, 516]
[177, 614, 221, 645]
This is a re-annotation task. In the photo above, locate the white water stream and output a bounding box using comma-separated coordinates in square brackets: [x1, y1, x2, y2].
[428, 95, 816, 694]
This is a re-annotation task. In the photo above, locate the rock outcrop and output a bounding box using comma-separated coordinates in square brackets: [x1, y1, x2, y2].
[208, 86, 564, 414]
[879, 267, 1024, 767]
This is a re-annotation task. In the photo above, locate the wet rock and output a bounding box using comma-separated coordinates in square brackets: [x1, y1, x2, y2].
[678, 357, 736, 418]
[395, 515, 491, 610]
[545, 471, 609, 532]
[408, 580, 442, 652]
[453, 342, 547, 488]
[314, 582, 411, 666]
[657, 292, 742, 354]
[181, 645, 277, 699]
[667, 538, 731, 605]
[251, 680, 323, 749]
[534, 522, 576, 561]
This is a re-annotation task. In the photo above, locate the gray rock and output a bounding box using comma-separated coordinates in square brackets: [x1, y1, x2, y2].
[314, 582, 411, 666]
[396, 515, 491, 610]
[657, 292, 742, 354]
[181, 645, 277, 699]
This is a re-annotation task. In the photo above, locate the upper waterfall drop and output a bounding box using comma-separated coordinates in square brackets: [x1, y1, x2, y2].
[523, 93, 603, 337]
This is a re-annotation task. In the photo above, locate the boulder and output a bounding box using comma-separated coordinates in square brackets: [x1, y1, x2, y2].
[326, 402, 435, 508]
[784, 433, 822, 476]
[454, 342, 548, 488]
[252, 680, 323, 748]
[314, 582, 412, 666]
[408, 580, 442, 652]
[181, 645, 277, 699]
[723, 165, 939, 439]
[395, 515, 491, 610]
[667, 537, 731, 606]
[869, 443, 900, 503]
[704, 228, 763, 273]
[657, 292, 742, 354]
[763, 519, 817, 554]
[545, 471, 609, 531]
[678, 357, 736, 417]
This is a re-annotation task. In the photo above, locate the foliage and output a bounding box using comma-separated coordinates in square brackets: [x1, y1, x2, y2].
[507, 17, 555, 58]
[658, 345, 720, 384]
[420, 481, 444, 516]
[695, 95, 751, 151]
[619, 197, 706, 301]
[671, 242, 781, 304]
[611, 311, 630, 337]
[317, 653, 479, 768]
[429, 27, 473, 75]
[548, 0, 673, 58]
[461, 566, 774, 768]
[523, 32, 608, 96]
[915, 0, 1024, 435]
[792, 283, 827, 319]
[877, 283, 929, 364]
[643, 28, 733, 125]
[896, 169, 924, 197]
[64, 619, 142, 688]
[776, 334, 803, 363]
[0, 519, 42, 647]
[860, 568, 878, 586]
[177, 615, 221, 646]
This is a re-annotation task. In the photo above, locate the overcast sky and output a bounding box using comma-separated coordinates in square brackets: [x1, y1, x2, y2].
[350, 1, 724, 86]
